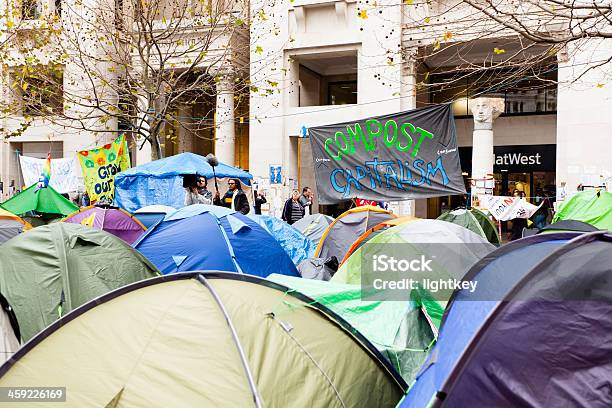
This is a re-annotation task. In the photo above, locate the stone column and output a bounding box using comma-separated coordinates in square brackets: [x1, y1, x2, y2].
[177, 104, 194, 153]
[215, 75, 235, 165]
[470, 97, 504, 198]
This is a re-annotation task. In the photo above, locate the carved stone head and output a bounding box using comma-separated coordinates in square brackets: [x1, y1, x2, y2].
[470, 97, 505, 130]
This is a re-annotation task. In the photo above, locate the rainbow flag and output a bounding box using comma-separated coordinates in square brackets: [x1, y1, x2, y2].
[38, 152, 51, 189]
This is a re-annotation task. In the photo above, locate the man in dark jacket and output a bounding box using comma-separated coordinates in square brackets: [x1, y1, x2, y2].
[253, 190, 267, 215]
[214, 178, 250, 214]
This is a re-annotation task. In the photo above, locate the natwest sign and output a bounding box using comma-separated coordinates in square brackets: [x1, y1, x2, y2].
[459, 144, 555, 173]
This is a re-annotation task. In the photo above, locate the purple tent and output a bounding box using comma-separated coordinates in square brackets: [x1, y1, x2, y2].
[63, 206, 146, 244]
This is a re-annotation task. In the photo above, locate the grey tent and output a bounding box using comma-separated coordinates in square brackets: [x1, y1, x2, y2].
[401, 231, 612, 407]
[0, 209, 32, 244]
[292, 214, 334, 245]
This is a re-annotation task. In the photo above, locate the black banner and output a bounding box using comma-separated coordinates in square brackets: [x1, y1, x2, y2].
[309, 104, 466, 204]
[459, 144, 556, 174]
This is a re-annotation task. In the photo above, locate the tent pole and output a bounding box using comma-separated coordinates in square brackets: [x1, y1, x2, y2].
[196, 274, 263, 408]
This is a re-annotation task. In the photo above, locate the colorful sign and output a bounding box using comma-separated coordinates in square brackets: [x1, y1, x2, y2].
[308, 104, 466, 204]
[77, 135, 130, 203]
[269, 165, 282, 184]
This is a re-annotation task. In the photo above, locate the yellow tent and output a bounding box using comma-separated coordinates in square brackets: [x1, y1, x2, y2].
[0, 272, 405, 407]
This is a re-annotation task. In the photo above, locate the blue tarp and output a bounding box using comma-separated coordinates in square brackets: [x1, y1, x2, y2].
[399, 233, 579, 408]
[133, 205, 298, 278]
[114, 153, 253, 212]
[247, 215, 315, 266]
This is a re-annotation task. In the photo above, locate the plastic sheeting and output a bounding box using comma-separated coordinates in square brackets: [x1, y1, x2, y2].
[268, 274, 439, 384]
[247, 215, 315, 266]
[114, 153, 253, 213]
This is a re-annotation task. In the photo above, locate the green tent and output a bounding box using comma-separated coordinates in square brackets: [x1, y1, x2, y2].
[553, 190, 612, 230]
[437, 208, 501, 246]
[0, 184, 78, 217]
[0, 272, 405, 407]
[0, 223, 160, 341]
[268, 274, 440, 384]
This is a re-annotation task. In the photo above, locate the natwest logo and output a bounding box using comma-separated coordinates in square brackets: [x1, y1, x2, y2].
[495, 152, 541, 166]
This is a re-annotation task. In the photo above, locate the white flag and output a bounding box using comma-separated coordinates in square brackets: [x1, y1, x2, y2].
[477, 195, 542, 221]
[19, 156, 84, 193]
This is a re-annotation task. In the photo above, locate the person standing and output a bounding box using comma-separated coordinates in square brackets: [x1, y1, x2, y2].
[510, 190, 528, 240]
[299, 187, 314, 216]
[185, 183, 211, 206]
[253, 190, 267, 215]
[196, 177, 213, 203]
[282, 190, 305, 225]
[214, 178, 250, 214]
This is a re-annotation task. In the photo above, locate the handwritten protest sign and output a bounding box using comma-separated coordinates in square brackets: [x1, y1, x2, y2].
[308, 104, 466, 204]
[77, 135, 130, 203]
[477, 195, 542, 221]
[19, 156, 83, 193]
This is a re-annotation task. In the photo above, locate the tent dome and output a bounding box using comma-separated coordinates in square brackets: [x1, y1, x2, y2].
[334, 219, 495, 286]
[315, 206, 396, 262]
[133, 205, 176, 228]
[62, 206, 146, 244]
[247, 214, 315, 265]
[437, 207, 500, 246]
[552, 189, 612, 230]
[292, 214, 334, 245]
[134, 205, 299, 278]
[341, 215, 418, 264]
[0, 293, 19, 364]
[0, 272, 406, 407]
[400, 231, 612, 407]
[0, 208, 32, 245]
[0, 223, 159, 341]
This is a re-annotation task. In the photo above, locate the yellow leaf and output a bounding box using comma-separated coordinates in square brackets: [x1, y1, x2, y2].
[493, 47, 506, 54]
[443, 31, 453, 41]
[433, 39, 440, 51]
[22, 82, 29, 92]
[596, 83, 605, 88]
[358, 9, 368, 19]
[255, 45, 263, 54]
[424, 16, 431, 23]
[404, 0, 413, 4]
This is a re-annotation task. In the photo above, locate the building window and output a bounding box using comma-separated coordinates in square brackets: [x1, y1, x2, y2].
[12, 67, 64, 116]
[328, 81, 357, 105]
[296, 50, 358, 107]
[20, 0, 60, 19]
[429, 65, 557, 116]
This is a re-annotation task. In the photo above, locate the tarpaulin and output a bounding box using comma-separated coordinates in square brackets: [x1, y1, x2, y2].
[114, 153, 252, 213]
[308, 104, 466, 204]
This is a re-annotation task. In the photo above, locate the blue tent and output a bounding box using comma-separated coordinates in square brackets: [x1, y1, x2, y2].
[133, 205, 176, 229]
[400, 231, 612, 407]
[247, 215, 316, 265]
[114, 153, 253, 212]
[134, 205, 299, 278]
